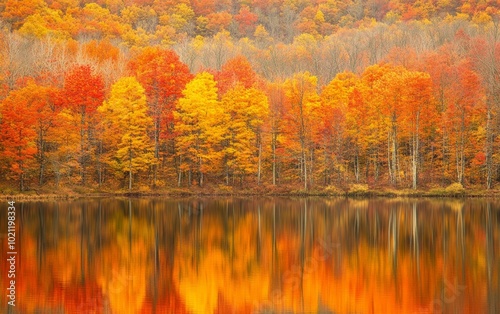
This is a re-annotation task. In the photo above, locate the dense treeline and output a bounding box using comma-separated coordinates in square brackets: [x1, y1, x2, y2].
[1, 0, 500, 192]
[0, 0, 499, 44]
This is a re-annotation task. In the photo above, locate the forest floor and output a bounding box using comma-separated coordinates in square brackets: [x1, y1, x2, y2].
[1, 182, 500, 200]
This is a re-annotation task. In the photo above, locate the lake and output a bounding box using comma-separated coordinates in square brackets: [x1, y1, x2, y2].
[0, 197, 499, 313]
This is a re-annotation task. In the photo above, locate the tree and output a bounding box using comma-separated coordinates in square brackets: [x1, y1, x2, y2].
[82, 40, 120, 64]
[444, 60, 484, 184]
[400, 71, 434, 189]
[99, 77, 154, 190]
[30, 82, 61, 186]
[264, 81, 286, 186]
[0, 84, 38, 190]
[63, 65, 105, 185]
[367, 64, 405, 186]
[191, 0, 215, 15]
[362, 64, 435, 188]
[174, 72, 227, 187]
[221, 84, 269, 185]
[128, 47, 192, 186]
[319, 72, 357, 185]
[471, 21, 500, 189]
[283, 72, 321, 190]
[216, 55, 258, 96]
[46, 108, 80, 188]
[77, 3, 125, 39]
[234, 6, 258, 37]
[420, 47, 455, 184]
[1, 0, 46, 29]
[205, 11, 232, 35]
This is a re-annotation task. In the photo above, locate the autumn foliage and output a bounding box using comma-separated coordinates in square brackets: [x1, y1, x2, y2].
[0, 0, 499, 192]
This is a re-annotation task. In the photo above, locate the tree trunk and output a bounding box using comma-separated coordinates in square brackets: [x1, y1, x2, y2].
[309, 147, 314, 187]
[96, 140, 103, 187]
[412, 112, 419, 190]
[38, 129, 45, 186]
[199, 157, 204, 187]
[80, 110, 86, 185]
[302, 149, 307, 190]
[392, 123, 398, 185]
[486, 107, 493, 189]
[153, 116, 159, 187]
[129, 141, 133, 191]
[272, 130, 276, 185]
[257, 135, 262, 185]
[19, 171, 24, 192]
[388, 130, 393, 184]
[354, 145, 360, 183]
[177, 156, 182, 187]
[457, 115, 466, 184]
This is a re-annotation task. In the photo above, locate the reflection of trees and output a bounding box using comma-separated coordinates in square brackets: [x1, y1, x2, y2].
[0, 197, 498, 313]
[174, 199, 271, 313]
[170, 197, 498, 313]
[2, 198, 189, 313]
[485, 202, 499, 314]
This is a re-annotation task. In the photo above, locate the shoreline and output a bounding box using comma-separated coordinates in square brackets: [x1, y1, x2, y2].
[1, 186, 500, 200]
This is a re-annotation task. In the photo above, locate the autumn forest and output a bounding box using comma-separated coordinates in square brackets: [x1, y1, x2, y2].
[2, 0, 500, 193]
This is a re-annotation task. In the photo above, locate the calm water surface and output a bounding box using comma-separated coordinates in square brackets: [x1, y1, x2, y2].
[0, 197, 499, 313]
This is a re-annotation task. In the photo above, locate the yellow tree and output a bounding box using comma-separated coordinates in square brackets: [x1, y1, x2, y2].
[319, 72, 357, 185]
[174, 72, 227, 187]
[221, 84, 269, 185]
[264, 81, 286, 186]
[369, 65, 406, 186]
[46, 108, 80, 188]
[98, 77, 154, 190]
[283, 72, 321, 190]
[357, 65, 393, 184]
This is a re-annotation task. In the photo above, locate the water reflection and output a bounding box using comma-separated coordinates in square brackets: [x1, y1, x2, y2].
[0, 198, 499, 313]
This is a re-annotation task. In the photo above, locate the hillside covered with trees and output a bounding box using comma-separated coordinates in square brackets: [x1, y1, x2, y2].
[1, 0, 500, 194]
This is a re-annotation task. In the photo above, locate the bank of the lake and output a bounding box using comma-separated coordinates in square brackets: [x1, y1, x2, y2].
[2, 182, 500, 200]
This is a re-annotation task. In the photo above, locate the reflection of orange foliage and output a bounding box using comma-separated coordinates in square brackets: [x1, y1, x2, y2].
[45, 238, 80, 285]
[174, 211, 271, 314]
[1, 232, 43, 313]
[139, 289, 189, 314]
[2, 199, 497, 313]
[317, 252, 426, 314]
[97, 215, 150, 314]
[52, 282, 104, 314]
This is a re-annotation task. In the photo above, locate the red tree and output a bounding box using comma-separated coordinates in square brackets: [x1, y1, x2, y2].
[128, 47, 192, 186]
[215, 55, 258, 96]
[0, 84, 38, 190]
[234, 6, 258, 36]
[63, 65, 105, 184]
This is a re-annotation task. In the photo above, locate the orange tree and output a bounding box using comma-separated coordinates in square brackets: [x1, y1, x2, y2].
[128, 47, 192, 187]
